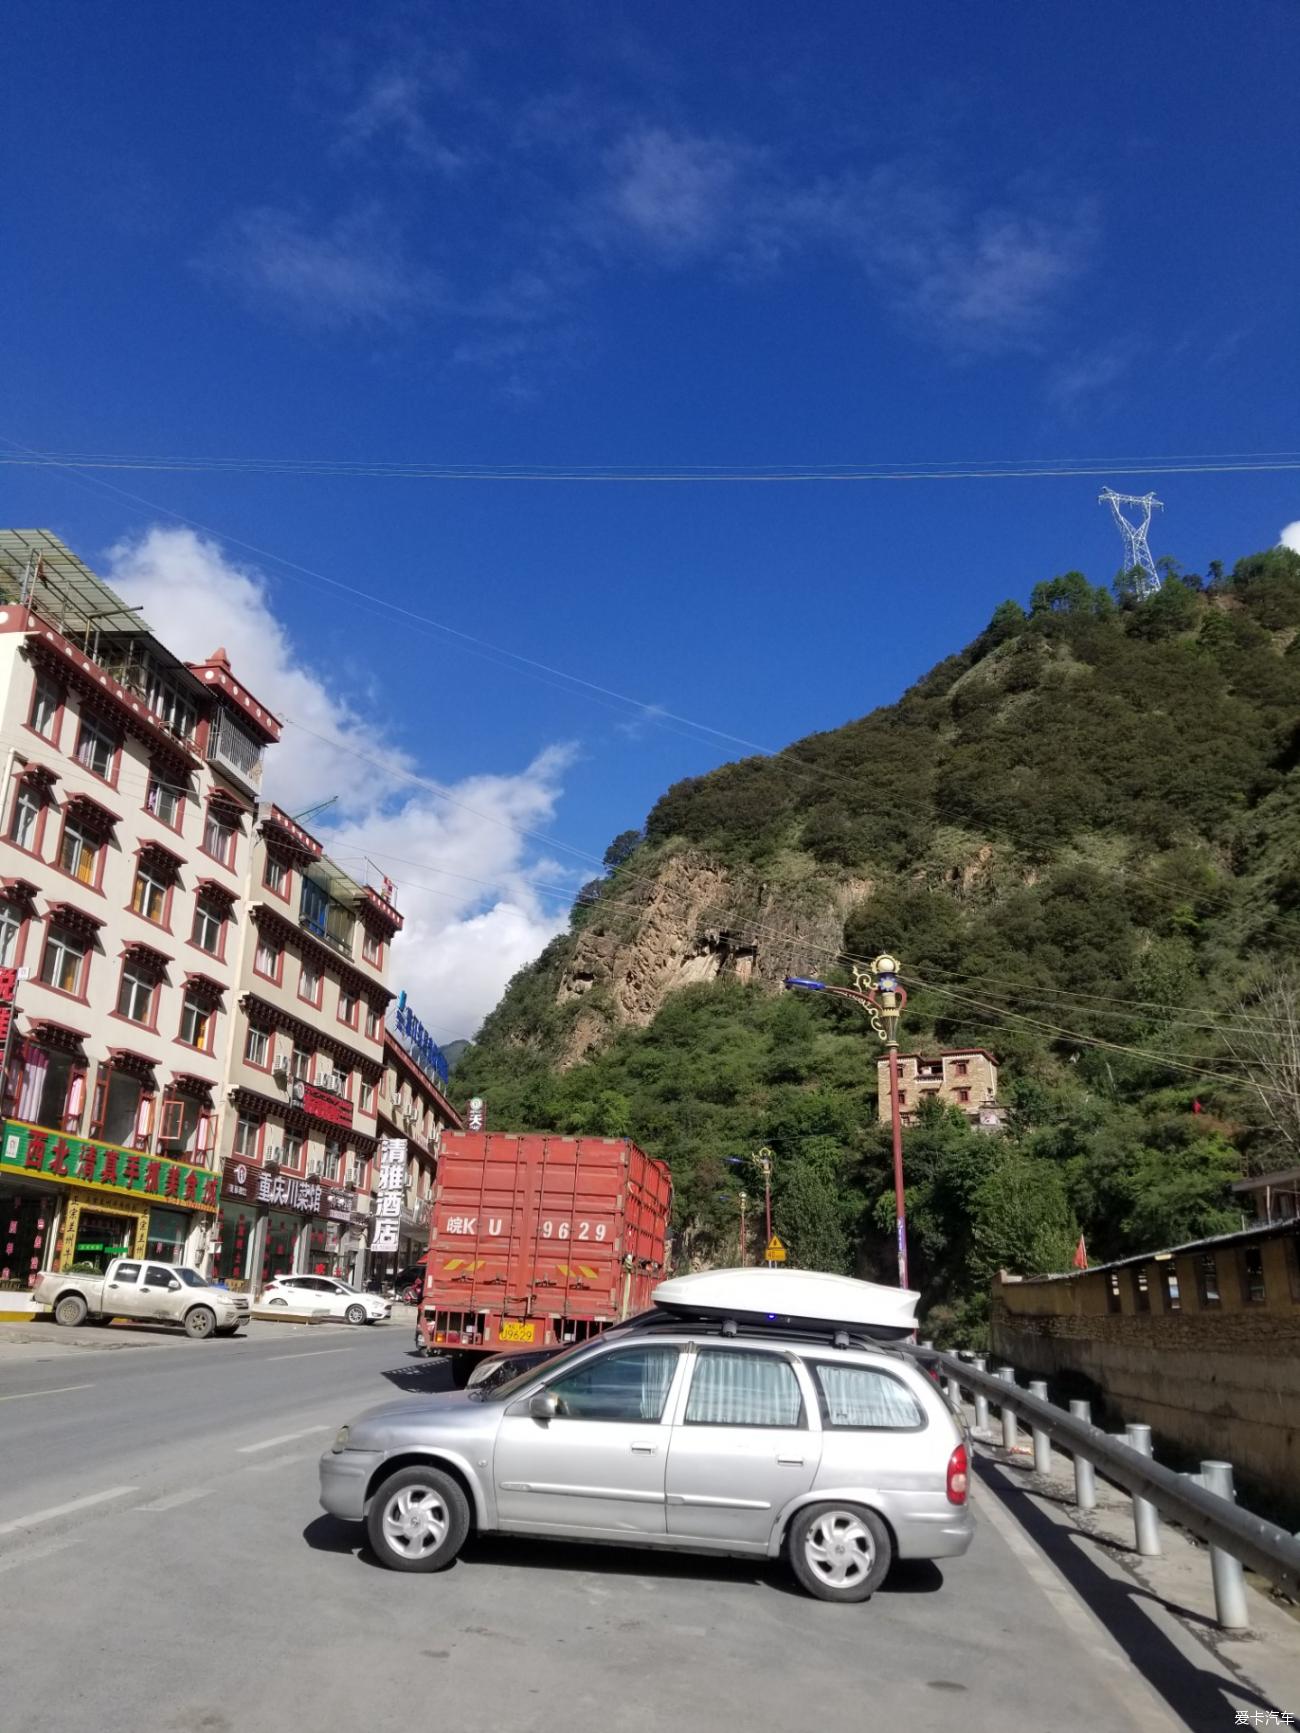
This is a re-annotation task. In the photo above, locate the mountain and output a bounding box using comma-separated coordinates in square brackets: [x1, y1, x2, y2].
[458, 550, 1300, 1335]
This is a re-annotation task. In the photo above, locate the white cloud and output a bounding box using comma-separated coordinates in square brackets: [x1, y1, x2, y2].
[106, 527, 574, 1037]
[604, 128, 751, 260]
[1281, 522, 1300, 554]
[339, 66, 470, 175]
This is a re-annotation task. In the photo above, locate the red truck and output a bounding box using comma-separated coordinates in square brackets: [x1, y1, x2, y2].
[418, 1131, 672, 1378]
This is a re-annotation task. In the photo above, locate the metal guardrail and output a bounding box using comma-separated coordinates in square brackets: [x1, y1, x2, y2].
[909, 1345, 1300, 1629]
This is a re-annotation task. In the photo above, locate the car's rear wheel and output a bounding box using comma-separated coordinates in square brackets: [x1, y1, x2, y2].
[184, 1305, 217, 1340]
[366, 1466, 470, 1574]
[345, 1303, 367, 1326]
[54, 1294, 88, 1328]
[786, 1503, 892, 1603]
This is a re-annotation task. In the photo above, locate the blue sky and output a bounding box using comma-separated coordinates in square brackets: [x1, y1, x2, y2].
[5, 1, 1300, 1036]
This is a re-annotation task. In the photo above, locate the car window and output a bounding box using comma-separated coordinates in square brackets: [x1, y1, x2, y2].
[112, 1262, 141, 1284]
[546, 1345, 679, 1423]
[144, 1265, 176, 1288]
[684, 1349, 804, 1428]
[810, 1362, 925, 1431]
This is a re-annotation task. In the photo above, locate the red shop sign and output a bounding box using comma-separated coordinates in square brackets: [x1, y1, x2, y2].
[296, 1081, 354, 1130]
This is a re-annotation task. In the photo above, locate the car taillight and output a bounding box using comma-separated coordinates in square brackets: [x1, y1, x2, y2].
[946, 1442, 969, 1506]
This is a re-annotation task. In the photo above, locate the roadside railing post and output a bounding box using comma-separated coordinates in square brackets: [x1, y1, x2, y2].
[1126, 1424, 1162, 1555]
[1068, 1400, 1096, 1510]
[1028, 1380, 1052, 1475]
[972, 1358, 990, 1434]
[997, 1367, 1019, 1452]
[1201, 1462, 1250, 1631]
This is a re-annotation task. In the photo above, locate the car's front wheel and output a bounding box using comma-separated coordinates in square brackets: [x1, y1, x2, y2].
[366, 1466, 470, 1574]
[345, 1303, 368, 1326]
[786, 1502, 892, 1603]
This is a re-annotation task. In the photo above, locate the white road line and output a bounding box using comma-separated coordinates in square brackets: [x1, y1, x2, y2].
[134, 1488, 213, 1512]
[0, 1486, 139, 1537]
[0, 1537, 77, 1575]
[0, 1383, 95, 1402]
[235, 1424, 329, 1455]
[245, 1451, 313, 1473]
[265, 1348, 356, 1362]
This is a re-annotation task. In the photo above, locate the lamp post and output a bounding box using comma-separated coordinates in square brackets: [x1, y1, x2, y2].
[783, 954, 911, 1290]
[756, 1147, 774, 1250]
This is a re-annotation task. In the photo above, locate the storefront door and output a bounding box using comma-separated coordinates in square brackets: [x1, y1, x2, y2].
[0, 1189, 56, 1289]
[72, 1210, 136, 1273]
[261, 1211, 299, 1284]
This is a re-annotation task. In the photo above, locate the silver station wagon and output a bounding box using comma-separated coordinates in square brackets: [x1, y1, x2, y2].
[319, 1270, 973, 1603]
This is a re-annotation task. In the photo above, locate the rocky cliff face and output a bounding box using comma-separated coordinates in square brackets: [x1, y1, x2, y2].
[553, 849, 871, 1066]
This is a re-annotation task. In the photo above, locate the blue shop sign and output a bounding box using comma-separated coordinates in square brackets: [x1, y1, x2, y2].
[391, 991, 450, 1087]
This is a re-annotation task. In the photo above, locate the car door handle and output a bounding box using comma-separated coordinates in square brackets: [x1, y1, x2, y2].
[777, 1456, 805, 1466]
[630, 1442, 658, 1455]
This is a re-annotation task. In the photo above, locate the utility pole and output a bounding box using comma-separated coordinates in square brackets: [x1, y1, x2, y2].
[782, 952, 911, 1290]
[756, 1147, 773, 1253]
[739, 1190, 748, 1266]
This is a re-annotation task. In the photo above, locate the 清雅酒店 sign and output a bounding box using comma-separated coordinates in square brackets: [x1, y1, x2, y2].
[2, 1121, 219, 1212]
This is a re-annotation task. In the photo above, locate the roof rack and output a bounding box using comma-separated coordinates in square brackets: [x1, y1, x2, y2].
[606, 1309, 905, 1356]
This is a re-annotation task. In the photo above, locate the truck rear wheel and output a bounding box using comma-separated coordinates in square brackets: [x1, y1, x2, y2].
[366, 1466, 470, 1573]
[184, 1306, 216, 1340]
[54, 1294, 88, 1328]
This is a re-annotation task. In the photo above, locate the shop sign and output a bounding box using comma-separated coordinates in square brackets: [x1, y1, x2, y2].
[1, 1120, 219, 1213]
[466, 1096, 486, 1132]
[221, 1158, 323, 1215]
[321, 1184, 356, 1223]
[0, 965, 17, 1048]
[370, 1136, 407, 1253]
[291, 1079, 354, 1129]
[389, 992, 450, 1088]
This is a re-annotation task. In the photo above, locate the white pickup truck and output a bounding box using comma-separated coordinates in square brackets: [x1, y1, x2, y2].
[33, 1257, 250, 1338]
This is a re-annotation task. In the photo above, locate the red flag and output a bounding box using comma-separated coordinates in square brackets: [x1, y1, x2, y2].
[1073, 1235, 1088, 1271]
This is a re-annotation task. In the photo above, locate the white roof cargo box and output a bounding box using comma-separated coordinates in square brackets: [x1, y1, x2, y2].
[651, 1267, 920, 1340]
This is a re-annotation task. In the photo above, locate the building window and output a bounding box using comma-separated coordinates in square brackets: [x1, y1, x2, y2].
[365, 1005, 381, 1040]
[10, 782, 43, 850]
[244, 1026, 271, 1069]
[39, 924, 87, 996]
[146, 777, 183, 830]
[362, 930, 382, 966]
[323, 1138, 342, 1181]
[131, 863, 170, 926]
[955, 1087, 971, 1104]
[233, 1114, 262, 1158]
[335, 1067, 352, 1101]
[264, 854, 289, 897]
[359, 1080, 375, 1114]
[1197, 1253, 1220, 1308]
[58, 820, 100, 888]
[0, 900, 23, 968]
[283, 1131, 305, 1172]
[29, 675, 61, 741]
[338, 987, 359, 1028]
[116, 963, 157, 1026]
[953, 1060, 969, 1077]
[299, 961, 322, 1007]
[178, 991, 213, 1052]
[1240, 1247, 1266, 1305]
[1106, 1272, 1122, 1313]
[254, 936, 281, 981]
[203, 810, 235, 868]
[1159, 1262, 1180, 1311]
[75, 714, 117, 780]
[1132, 1267, 1151, 1313]
[291, 1044, 312, 1081]
[191, 894, 225, 956]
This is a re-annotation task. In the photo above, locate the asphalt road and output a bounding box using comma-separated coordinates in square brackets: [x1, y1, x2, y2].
[0, 1319, 1240, 1733]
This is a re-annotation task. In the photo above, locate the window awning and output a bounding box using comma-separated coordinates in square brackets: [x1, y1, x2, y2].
[107, 1047, 159, 1078]
[121, 940, 172, 975]
[1, 877, 39, 904]
[194, 877, 238, 903]
[207, 786, 250, 817]
[137, 838, 185, 873]
[46, 900, 105, 934]
[259, 804, 323, 859]
[65, 791, 122, 832]
[29, 1018, 89, 1051]
[183, 971, 226, 1002]
[169, 1072, 215, 1101]
[16, 759, 59, 787]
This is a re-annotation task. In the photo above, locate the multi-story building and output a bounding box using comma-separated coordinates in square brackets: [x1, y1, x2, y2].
[877, 1046, 1001, 1130]
[372, 992, 462, 1277]
[212, 804, 403, 1290]
[0, 530, 280, 1292]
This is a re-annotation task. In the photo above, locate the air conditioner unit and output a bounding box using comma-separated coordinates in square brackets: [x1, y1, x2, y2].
[308, 1162, 324, 1177]
[272, 1062, 289, 1084]
[263, 1145, 283, 1165]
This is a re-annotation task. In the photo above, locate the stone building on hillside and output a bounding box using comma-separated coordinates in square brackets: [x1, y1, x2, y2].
[877, 1046, 1001, 1130]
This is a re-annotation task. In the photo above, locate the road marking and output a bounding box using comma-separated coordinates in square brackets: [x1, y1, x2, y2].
[0, 1383, 95, 1402]
[245, 1451, 313, 1473]
[0, 1486, 139, 1537]
[134, 1489, 212, 1512]
[235, 1425, 329, 1455]
[0, 1537, 77, 1575]
[265, 1348, 356, 1362]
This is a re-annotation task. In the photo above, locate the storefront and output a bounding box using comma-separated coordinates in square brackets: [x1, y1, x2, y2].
[0, 1119, 219, 1276]
[217, 1158, 327, 1291]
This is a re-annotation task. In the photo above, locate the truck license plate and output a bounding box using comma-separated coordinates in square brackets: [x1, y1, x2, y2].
[500, 1320, 536, 1343]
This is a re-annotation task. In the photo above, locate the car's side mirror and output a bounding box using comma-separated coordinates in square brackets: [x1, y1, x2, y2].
[529, 1391, 560, 1422]
[168, 1279, 182, 1291]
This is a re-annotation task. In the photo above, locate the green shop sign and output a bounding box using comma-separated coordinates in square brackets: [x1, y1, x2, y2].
[0, 1120, 219, 1213]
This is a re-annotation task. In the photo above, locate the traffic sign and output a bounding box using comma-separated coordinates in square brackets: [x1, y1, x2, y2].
[764, 1235, 787, 1263]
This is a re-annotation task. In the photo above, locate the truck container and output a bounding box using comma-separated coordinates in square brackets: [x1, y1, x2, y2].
[419, 1131, 672, 1374]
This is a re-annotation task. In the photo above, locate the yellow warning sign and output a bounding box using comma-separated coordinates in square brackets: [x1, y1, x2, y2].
[764, 1235, 787, 1263]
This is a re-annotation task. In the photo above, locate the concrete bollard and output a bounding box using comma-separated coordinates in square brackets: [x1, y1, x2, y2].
[1028, 1380, 1052, 1475]
[1125, 1424, 1162, 1556]
[997, 1367, 1019, 1451]
[1069, 1400, 1097, 1509]
[1201, 1461, 1250, 1631]
[972, 1358, 990, 1434]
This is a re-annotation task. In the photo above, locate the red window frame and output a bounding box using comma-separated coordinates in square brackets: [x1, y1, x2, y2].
[35, 918, 91, 1002]
[262, 852, 292, 902]
[177, 991, 215, 1053]
[282, 1130, 306, 1174]
[0, 896, 31, 971]
[190, 893, 228, 962]
[201, 806, 238, 871]
[365, 1005, 381, 1041]
[26, 673, 64, 748]
[337, 986, 359, 1030]
[252, 934, 283, 985]
[144, 774, 186, 835]
[232, 1112, 264, 1160]
[113, 958, 161, 1031]
[55, 812, 107, 895]
[130, 859, 175, 932]
[73, 712, 121, 787]
[298, 959, 323, 1009]
[362, 929, 383, 966]
[8, 778, 50, 858]
[359, 1079, 375, 1115]
[244, 1023, 274, 1072]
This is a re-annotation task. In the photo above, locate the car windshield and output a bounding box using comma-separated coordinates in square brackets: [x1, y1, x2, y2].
[471, 1340, 591, 1402]
[175, 1268, 209, 1288]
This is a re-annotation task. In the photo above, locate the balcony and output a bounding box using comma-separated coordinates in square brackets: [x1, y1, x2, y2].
[207, 708, 265, 795]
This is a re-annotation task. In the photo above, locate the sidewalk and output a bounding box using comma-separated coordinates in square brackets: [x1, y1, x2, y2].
[0, 1307, 417, 1357]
